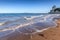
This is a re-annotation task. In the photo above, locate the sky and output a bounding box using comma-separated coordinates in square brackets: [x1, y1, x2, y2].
[0, 0, 60, 13]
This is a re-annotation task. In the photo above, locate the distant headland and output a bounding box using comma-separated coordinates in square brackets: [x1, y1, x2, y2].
[49, 5, 60, 14]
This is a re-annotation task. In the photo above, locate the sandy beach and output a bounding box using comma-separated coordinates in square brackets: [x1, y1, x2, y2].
[0, 19, 60, 40]
[31, 19, 60, 40]
[0, 0, 60, 40]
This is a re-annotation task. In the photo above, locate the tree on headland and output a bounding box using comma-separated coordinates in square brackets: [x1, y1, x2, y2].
[54, 8, 60, 12]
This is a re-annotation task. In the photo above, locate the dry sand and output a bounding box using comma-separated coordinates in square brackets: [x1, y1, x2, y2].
[1, 19, 60, 40]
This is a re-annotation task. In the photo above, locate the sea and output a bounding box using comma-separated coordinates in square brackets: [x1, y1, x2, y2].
[0, 13, 60, 38]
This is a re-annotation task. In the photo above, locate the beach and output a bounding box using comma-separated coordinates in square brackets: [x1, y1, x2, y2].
[0, 0, 60, 40]
[0, 17, 60, 40]
[0, 14, 60, 40]
[31, 19, 60, 40]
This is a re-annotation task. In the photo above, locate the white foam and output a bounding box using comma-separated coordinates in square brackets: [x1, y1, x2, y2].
[0, 14, 60, 34]
[0, 23, 4, 26]
[24, 15, 43, 20]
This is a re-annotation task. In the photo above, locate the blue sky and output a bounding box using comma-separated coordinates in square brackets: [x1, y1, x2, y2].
[0, 0, 60, 13]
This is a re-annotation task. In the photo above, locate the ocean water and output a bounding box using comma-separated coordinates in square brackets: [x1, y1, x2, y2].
[0, 13, 60, 37]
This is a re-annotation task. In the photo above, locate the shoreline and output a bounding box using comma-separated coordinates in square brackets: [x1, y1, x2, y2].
[31, 19, 60, 40]
[0, 17, 60, 40]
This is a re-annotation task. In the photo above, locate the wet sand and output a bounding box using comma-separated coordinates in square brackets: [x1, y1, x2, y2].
[0, 19, 60, 40]
[31, 19, 60, 40]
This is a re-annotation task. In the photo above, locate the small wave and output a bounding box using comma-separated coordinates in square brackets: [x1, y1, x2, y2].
[24, 15, 44, 20]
